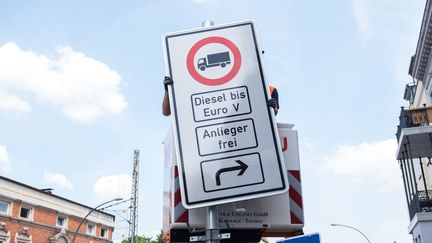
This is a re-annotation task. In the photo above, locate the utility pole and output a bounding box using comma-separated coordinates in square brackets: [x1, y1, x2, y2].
[129, 150, 139, 243]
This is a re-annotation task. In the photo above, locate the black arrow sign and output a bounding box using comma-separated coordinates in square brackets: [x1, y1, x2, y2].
[215, 160, 248, 186]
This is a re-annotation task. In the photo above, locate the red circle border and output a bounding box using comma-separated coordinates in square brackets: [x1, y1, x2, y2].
[186, 36, 241, 86]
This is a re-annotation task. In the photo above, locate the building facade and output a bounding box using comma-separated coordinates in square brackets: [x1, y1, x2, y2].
[396, 1, 432, 242]
[0, 176, 115, 243]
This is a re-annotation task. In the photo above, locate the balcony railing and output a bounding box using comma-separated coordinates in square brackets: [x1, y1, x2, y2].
[408, 190, 432, 220]
[396, 105, 432, 141]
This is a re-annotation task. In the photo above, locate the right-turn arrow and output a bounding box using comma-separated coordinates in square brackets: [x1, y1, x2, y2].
[215, 160, 248, 186]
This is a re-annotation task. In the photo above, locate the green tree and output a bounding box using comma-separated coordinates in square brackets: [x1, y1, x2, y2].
[121, 235, 152, 243]
[154, 229, 165, 243]
[121, 231, 165, 243]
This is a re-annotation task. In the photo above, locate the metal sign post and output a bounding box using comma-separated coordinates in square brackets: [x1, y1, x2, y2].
[207, 205, 219, 243]
[203, 20, 219, 243]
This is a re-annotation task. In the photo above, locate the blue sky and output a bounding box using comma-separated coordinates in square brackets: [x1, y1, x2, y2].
[0, 0, 425, 242]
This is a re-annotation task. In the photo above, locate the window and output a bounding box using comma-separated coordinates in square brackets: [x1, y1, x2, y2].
[0, 201, 9, 215]
[19, 206, 32, 220]
[56, 215, 67, 229]
[87, 224, 95, 235]
[100, 228, 107, 238]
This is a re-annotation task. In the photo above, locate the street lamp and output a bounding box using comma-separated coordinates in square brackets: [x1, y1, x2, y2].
[331, 223, 371, 243]
[72, 198, 123, 243]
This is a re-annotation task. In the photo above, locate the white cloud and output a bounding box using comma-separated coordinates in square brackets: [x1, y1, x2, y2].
[43, 171, 73, 190]
[326, 139, 401, 192]
[0, 90, 31, 113]
[299, 136, 316, 150]
[0, 42, 127, 123]
[0, 145, 11, 174]
[93, 173, 132, 201]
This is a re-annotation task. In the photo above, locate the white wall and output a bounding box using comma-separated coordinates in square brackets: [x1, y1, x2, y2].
[411, 213, 432, 243]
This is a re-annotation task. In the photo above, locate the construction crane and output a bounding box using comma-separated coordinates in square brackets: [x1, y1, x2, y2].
[129, 150, 139, 243]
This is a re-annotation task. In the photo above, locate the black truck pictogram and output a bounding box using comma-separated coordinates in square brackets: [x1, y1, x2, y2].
[197, 51, 231, 71]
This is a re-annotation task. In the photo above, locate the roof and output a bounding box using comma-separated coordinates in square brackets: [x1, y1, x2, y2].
[411, 0, 432, 81]
[0, 175, 116, 220]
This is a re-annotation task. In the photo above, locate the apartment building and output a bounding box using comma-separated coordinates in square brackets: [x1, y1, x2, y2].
[396, 1, 432, 242]
[0, 176, 115, 243]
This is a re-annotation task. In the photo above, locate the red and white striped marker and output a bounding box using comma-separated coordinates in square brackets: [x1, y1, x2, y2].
[173, 166, 188, 223]
[281, 136, 303, 224]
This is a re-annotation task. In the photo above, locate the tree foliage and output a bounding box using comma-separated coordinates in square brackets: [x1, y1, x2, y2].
[121, 230, 165, 243]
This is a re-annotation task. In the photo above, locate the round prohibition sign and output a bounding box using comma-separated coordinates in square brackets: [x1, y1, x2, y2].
[186, 36, 242, 86]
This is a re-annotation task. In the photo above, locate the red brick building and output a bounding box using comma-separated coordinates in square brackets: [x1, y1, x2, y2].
[0, 176, 116, 243]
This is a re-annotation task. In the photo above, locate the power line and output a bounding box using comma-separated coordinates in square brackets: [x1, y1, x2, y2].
[112, 208, 131, 224]
[99, 198, 131, 211]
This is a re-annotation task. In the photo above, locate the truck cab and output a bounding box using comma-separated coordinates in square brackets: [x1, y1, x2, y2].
[197, 58, 207, 71]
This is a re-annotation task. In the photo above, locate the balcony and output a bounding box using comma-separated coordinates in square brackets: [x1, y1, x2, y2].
[408, 190, 432, 220]
[397, 106, 432, 140]
[396, 106, 432, 160]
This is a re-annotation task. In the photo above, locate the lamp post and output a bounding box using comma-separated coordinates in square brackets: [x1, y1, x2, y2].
[330, 223, 371, 243]
[72, 198, 123, 243]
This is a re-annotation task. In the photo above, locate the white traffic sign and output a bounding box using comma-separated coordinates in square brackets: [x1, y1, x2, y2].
[163, 20, 288, 208]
